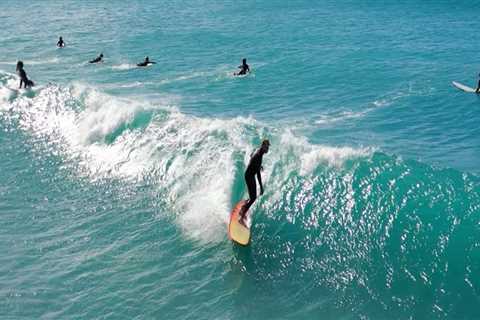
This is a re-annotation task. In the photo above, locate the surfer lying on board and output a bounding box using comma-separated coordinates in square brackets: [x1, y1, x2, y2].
[16, 61, 34, 89]
[89, 53, 103, 64]
[234, 58, 250, 76]
[137, 56, 156, 67]
[239, 139, 270, 226]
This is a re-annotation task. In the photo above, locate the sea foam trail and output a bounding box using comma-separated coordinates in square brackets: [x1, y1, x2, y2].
[111, 63, 138, 71]
[0, 77, 371, 243]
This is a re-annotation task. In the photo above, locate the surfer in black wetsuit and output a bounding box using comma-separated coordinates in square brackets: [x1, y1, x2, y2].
[234, 58, 250, 76]
[57, 36, 65, 48]
[89, 53, 103, 64]
[16, 61, 34, 89]
[239, 139, 270, 226]
[137, 56, 156, 67]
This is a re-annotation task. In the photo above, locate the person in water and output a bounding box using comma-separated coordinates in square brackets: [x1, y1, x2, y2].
[476, 73, 480, 93]
[137, 56, 156, 67]
[57, 36, 65, 47]
[235, 58, 250, 76]
[16, 61, 34, 89]
[89, 53, 103, 64]
[239, 139, 270, 226]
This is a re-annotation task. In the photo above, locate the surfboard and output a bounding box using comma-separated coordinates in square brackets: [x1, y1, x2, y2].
[228, 200, 251, 246]
[452, 81, 478, 93]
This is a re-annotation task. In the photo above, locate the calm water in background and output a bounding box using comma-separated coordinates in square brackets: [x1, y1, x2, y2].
[1, 1, 480, 319]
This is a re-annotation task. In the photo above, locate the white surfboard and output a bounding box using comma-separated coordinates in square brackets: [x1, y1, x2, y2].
[452, 81, 478, 93]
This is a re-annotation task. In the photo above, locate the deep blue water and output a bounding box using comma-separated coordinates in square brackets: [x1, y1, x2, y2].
[1, 1, 480, 319]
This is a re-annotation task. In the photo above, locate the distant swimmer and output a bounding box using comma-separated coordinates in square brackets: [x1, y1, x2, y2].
[137, 56, 156, 67]
[239, 139, 270, 226]
[16, 61, 34, 89]
[57, 36, 65, 48]
[234, 58, 250, 76]
[89, 53, 103, 64]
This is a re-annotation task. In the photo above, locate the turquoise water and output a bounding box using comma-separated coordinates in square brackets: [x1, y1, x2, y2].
[1, 1, 480, 319]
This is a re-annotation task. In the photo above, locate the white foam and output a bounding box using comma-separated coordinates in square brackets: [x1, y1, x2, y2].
[0, 73, 18, 106]
[158, 65, 232, 85]
[315, 111, 366, 125]
[111, 63, 137, 71]
[1, 80, 372, 244]
[277, 130, 372, 175]
[373, 90, 410, 108]
[29, 57, 60, 65]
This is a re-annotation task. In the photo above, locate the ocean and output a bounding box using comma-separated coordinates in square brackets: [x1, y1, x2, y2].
[1, 1, 480, 319]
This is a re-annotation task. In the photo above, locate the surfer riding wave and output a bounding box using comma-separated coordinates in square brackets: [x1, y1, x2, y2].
[239, 139, 270, 226]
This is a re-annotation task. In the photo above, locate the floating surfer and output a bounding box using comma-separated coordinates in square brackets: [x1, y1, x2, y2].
[234, 58, 250, 76]
[137, 56, 156, 67]
[476, 73, 480, 93]
[16, 61, 34, 89]
[452, 73, 480, 93]
[57, 36, 65, 48]
[89, 53, 103, 64]
[238, 139, 270, 226]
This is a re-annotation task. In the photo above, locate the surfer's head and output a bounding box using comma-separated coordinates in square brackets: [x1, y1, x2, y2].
[16, 61, 24, 71]
[100, 53, 104, 58]
[145, 56, 149, 62]
[242, 58, 247, 64]
[260, 139, 270, 153]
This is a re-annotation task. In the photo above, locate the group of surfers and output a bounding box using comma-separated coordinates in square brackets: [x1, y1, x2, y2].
[16, 37, 251, 89]
[15, 36, 260, 226]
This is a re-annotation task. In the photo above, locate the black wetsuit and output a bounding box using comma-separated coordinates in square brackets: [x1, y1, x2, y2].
[17, 68, 33, 88]
[237, 63, 250, 75]
[57, 39, 65, 47]
[89, 56, 102, 64]
[243, 149, 264, 213]
[137, 60, 155, 67]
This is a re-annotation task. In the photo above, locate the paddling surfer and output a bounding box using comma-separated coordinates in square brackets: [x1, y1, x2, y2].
[137, 56, 156, 67]
[89, 53, 103, 64]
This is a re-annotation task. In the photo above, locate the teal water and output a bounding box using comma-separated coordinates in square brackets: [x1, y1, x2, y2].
[1, 1, 480, 319]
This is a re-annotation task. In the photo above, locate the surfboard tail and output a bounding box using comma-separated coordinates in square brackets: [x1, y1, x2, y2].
[228, 200, 251, 245]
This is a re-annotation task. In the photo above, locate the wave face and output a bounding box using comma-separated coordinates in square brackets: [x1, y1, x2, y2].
[1, 74, 480, 319]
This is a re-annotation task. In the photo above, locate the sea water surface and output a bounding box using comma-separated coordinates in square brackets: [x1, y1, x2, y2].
[1, 1, 480, 319]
